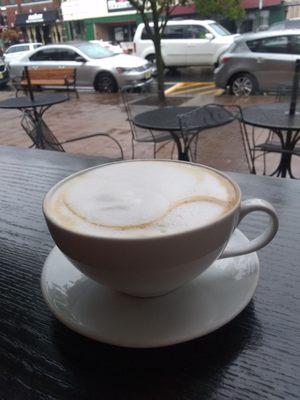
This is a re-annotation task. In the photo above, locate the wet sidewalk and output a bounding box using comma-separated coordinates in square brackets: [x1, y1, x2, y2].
[0, 88, 299, 178]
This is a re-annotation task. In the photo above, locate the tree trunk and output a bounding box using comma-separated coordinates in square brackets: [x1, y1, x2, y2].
[153, 37, 165, 103]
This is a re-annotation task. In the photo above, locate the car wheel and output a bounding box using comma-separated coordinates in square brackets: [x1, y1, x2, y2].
[94, 73, 118, 93]
[230, 73, 258, 96]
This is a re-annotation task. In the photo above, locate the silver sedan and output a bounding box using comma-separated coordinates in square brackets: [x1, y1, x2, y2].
[9, 42, 153, 93]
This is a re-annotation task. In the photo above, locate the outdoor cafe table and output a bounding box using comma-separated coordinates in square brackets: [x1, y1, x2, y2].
[0, 146, 299, 399]
[0, 93, 68, 149]
[133, 106, 196, 160]
[241, 102, 300, 178]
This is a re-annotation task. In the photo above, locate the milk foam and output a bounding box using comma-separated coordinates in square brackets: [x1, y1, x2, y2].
[47, 161, 237, 238]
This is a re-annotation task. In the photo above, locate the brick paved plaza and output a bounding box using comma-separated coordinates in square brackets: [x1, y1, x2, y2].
[0, 88, 299, 177]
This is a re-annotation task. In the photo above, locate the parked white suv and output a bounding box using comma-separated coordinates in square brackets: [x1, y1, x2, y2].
[134, 20, 238, 68]
[3, 43, 42, 65]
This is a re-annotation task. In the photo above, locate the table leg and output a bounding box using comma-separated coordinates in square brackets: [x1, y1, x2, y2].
[169, 131, 190, 161]
[20, 106, 54, 150]
[273, 129, 299, 179]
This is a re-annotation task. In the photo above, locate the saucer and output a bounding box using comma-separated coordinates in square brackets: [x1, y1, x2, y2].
[41, 229, 259, 348]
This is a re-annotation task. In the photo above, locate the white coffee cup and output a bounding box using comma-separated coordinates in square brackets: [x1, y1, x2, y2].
[43, 160, 278, 297]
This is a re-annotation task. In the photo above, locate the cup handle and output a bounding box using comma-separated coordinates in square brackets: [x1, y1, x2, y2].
[220, 199, 279, 259]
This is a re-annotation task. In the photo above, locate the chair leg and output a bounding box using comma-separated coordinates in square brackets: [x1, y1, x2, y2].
[131, 137, 135, 159]
[171, 142, 176, 159]
[153, 143, 157, 159]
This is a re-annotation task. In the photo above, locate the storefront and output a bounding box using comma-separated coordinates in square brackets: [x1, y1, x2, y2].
[241, 0, 285, 32]
[62, 0, 140, 42]
[15, 10, 62, 44]
[92, 15, 138, 42]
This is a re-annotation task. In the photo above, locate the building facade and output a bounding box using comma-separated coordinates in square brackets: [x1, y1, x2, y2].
[61, 1, 199, 42]
[61, 0, 139, 42]
[0, 0, 63, 45]
[241, 0, 286, 32]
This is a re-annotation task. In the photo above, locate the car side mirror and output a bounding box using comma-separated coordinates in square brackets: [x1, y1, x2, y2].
[205, 33, 214, 41]
[75, 56, 86, 63]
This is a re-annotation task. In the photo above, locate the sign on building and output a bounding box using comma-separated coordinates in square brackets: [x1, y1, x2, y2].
[107, 0, 133, 12]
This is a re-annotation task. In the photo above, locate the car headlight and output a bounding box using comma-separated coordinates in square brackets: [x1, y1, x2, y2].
[116, 67, 133, 74]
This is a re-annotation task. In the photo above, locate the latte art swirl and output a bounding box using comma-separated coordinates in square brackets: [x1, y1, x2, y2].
[46, 161, 238, 238]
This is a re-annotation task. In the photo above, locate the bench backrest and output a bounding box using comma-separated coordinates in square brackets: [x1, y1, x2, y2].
[24, 68, 76, 81]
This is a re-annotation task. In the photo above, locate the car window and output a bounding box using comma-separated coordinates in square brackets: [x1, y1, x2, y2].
[30, 49, 58, 61]
[208, 23, 230, 36]
[286, 20, 300, 29]
[141, 27, 154, 40]
[6, 45, 30, 54]
[15, 45, 30, 52]
[74, 43, 112, 59]
[50, 49, 80, 61]
[289, 35, 300, 54]
[5, 47, 15, 54]
[33, 44, 42, 49]
[268, 22, 284, 31]
[247, 36, 289, 54]
[162, 25, 185, 39]
[185, 25, 208, 39]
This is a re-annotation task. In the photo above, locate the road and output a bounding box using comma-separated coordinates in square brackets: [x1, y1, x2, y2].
[163, 66, 222, 96]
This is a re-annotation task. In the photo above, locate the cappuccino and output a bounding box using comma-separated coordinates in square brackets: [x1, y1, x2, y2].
[45, 161, 238, 238]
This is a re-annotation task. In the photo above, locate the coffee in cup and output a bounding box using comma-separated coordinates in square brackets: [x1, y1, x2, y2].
[47, 161, 238, 238]
[43, 160, 278, 297]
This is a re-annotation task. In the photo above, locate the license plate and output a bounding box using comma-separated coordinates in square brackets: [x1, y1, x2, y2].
[0, 72, 3, 79]
[144, 71, 151, 79]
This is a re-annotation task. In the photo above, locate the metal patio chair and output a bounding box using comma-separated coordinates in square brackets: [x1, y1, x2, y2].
[21, 112, 124, 159]
[178, 103, 239, 164]
[121, 86, 175, 159]
[240, 85, 300, 177]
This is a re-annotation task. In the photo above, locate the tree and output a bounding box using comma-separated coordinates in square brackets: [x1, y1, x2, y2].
[195, 0, 244, 22]
[128, 0, 188, 102]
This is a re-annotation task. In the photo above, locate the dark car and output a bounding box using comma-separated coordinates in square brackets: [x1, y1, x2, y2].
[0, 59, 9, 88]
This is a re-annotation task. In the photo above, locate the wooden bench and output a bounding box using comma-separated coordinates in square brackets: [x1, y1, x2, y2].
[13, 68, 79, 99]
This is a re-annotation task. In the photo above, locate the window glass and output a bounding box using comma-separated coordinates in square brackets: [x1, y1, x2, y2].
[33, 44, 42, 49]
[286, 20, 300, 29]
[268, 22, 284, 31]
[5, 47, 16, 54]
[162, 25, 184, 39]
[7, 45, 29, 54]
[209, 22, 230, 36]
[185, 25, 208, 39]
[247, 36, 289, 54]
[14, 45, 30, 52]
[51, 49, 79, 61]
[30, 49, 57, 61]
[141, 27, 154, 40]
[290, 35, 300, 55]
[74, 43, 112, 59]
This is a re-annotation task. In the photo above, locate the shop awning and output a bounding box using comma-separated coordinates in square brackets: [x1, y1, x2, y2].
[242, 0, 283, 9]
[15, 10, 59, 26]
[170, 4, 196, 16]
